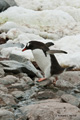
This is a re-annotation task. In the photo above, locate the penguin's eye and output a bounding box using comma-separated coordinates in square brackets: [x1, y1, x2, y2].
[27, 42, 30, 47]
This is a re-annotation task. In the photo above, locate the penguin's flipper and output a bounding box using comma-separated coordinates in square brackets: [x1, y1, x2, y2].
[46, 50, 67, 54]
[65, 65, 76, 71]
[45, 42, 54, 48]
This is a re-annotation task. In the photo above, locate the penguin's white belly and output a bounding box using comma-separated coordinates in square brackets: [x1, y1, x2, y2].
[32, 49, 51, 77]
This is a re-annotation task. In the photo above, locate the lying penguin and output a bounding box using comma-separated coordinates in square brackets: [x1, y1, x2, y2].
[22, 41, 73, 82]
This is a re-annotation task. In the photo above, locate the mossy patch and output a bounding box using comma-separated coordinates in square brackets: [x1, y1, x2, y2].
[0, 17, 8, 25]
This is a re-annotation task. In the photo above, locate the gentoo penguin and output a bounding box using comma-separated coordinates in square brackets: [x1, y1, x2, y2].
[22, 41, 69, 82]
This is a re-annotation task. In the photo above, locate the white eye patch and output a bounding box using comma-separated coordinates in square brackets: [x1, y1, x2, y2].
[27, 42, 30, 46]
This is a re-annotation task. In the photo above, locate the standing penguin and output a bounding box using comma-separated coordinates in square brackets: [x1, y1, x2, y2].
[22, 41, 70, 82]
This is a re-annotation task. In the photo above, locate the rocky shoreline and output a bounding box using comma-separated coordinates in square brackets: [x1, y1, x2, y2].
[0, 53, 80, 120]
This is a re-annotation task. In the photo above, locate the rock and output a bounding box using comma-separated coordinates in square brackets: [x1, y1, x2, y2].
[16, 72, 34, 86]
[76, 83, 80, 89]
[0, 91, 6, 106]
[58, 71, 80, 86]
[0, 109, 14, 120]
[0, 55, 43, 78]
[16, 73, 28, 78]
[74, 93, 80, 100]
[0, 65, 5, 78]
[61, 94, 80, 107]
[0, 0, 17, 12]
[0, 37, 7, 44]
[0, 42, 24, 50]
[10, 82, 29, 91]
[56, 90, 65, 97]
[5, 0, 17, 6]
[9, 53, 27, 62]
[24, 85, 39, 100]
[11, 90, 24, 99]
[0, 75, 19, 85]
[0, 93, 16, 106]
[32, 90, 57, 100]
[0, 0, 10, 12]
[0, 85, 8, 93]
[9, 54, 43, 78]
[73, 88, 80, 93]
[55, 79, 74, 89]
[19, 99, 80, 120]
[21, 76, 34, 86]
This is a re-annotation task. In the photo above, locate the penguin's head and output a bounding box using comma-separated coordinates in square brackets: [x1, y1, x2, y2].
[22, 41, 49, 52]
[22, 41, 33, 51]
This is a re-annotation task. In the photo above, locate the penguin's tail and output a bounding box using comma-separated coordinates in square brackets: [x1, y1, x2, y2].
[64, 65, 76, 71]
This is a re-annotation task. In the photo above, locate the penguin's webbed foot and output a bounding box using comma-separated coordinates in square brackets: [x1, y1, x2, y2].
[53, 76, 58, 85]
[38, 78, 46, 82]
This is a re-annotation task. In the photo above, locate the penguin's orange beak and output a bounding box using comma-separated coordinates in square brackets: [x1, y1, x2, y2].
[22, 48, 27, 52]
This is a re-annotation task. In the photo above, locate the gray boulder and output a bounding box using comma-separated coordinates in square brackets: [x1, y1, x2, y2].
[55, 79, 74, 89]
[9, 54, 43, 78]
[5, 0, 17, 6]
[19, 99, 80, 120]
[0, 59, 43, 78]
[0, 42, 24, 50]
[0, 0, 17, 12]
[0, 0, 10, 12]
[0, 75, 19, 85]
[11, 90, 24, 99]
[31, 90, 57, 100]
[61, 94, 80, 107]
